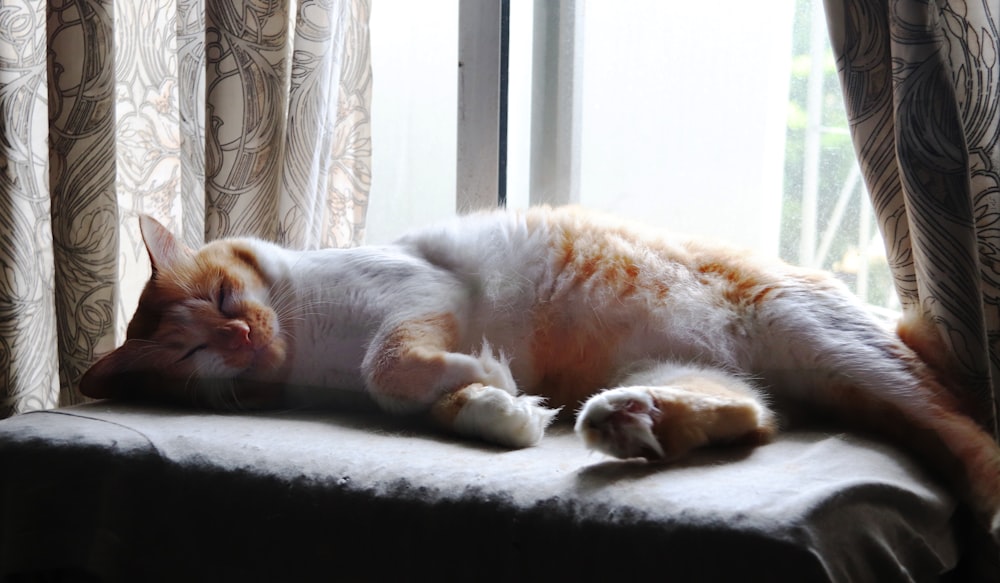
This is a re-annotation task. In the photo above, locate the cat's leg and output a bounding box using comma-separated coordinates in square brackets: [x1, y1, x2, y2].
[575, 362, 776, 460]
[363, 316, 557, 447]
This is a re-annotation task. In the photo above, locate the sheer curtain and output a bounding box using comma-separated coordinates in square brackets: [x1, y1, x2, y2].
[824, 0, 999, 438]
[0, 0, 372, 418]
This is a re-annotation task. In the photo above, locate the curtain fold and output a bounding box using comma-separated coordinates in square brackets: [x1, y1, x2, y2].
[0, 0, 372, 418]
[824, 0, 999, 437]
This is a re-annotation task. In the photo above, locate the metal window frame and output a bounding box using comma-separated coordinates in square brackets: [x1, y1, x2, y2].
[457, 0, 582, 210]
[529, 0, 582, 206]
[457, 0, 509, 210]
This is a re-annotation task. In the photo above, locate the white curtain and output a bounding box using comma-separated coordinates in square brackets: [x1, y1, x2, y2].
[825, 0, 1000, 438]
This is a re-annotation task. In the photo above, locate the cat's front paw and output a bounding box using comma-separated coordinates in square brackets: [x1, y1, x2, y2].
[473, 341, 517, 395]
[575, 387, 666, 459]
[433, 384, 559, 448]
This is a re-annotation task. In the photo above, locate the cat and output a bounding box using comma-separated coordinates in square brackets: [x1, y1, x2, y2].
[80, 205, 1000, 540]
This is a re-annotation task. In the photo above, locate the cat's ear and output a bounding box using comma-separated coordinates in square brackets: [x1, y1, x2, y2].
[138, 214, 191, 272]
[78, 341, 149, 399]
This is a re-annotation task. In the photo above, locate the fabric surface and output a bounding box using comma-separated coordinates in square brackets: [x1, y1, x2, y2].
[824, 0, 1000, 436]
[0, 0, 372, 417]
[0, 401, 960, 582]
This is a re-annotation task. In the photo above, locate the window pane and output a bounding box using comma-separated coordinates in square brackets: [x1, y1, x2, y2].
[508, 1, 793, 254]
[367, 0, 458, 244]
[782, 0, 896, 312]
[507, 0, 895, 311]
[581, 1, 793, 257]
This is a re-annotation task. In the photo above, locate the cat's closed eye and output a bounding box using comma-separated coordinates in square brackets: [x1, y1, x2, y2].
[217, 284, 231, 316]
[179, 344, 208, 362]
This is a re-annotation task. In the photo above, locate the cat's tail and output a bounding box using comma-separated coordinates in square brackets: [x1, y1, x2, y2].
[895, 309, 983, 410]
[848, 348, 1000, 541]
[759, 288, 1000, 541]
[903, 381, 1000, 541]
[804, 350, 1000, 541]
[894, 314, 1000, 539]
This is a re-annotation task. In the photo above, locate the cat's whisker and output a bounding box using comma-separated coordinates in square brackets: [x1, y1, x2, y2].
[227, 380, 247, 411]
[181, 369, 203, 405]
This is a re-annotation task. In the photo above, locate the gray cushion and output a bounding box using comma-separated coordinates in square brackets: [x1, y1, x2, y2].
[0, 400, 959, 581]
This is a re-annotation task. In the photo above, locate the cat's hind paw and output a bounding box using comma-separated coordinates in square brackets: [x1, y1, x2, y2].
[575, 387, 666, 459]
[576, 384, 775, 461]
[432, 383, 559, 448]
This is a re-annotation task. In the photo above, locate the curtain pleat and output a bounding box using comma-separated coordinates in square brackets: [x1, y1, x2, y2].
[177, 0, 209, 248]
[0, 0, 59, 416]
[0, 0, 372, 417]
[280, 0, 372, 249]
[48, 0, 121, 407]
[825, 0, 1000, 437]
[204, 0, 290, 241]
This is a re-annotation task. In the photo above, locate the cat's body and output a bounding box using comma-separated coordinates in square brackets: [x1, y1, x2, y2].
[81, 206, 1000, 538]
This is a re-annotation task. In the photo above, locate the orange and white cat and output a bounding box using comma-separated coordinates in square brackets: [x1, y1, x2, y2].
[80, 206, 1000, 539]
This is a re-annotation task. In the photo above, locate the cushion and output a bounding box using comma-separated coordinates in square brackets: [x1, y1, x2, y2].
[0, 400, 959, 581]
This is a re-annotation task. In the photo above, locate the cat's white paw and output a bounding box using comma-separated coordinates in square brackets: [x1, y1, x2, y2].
[473, 340, 517, 395]
[575, 387, 665, 459]
[450, 384, 559, 448]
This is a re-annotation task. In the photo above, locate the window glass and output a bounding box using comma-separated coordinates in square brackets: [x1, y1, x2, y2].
[507, 0, 892, 311]
[782, 1, 896, 312]
[369, 0, 894, 311]
[367, 0, 458, 244]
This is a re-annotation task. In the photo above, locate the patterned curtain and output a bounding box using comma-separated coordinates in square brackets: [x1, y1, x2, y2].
[824, 0, 999, 438]
[0, 0, 372, 418]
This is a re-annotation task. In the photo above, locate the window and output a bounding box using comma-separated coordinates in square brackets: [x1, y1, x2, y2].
[367, 0, 459, 243]
[368, 0, 895, 313]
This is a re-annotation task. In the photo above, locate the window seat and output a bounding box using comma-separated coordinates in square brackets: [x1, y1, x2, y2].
[0, 399, 966, 581]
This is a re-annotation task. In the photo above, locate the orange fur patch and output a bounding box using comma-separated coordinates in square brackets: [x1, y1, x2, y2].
[429, 383, 475, 425]
[529, 305, 620, 410]
[530, 211, 657, 407]
[367, 314, 461, 403]
[695, 259, 775, 307]
[556, 228, 643, 297]
[894, 309, 971, 406]
[648, 380, 773, 456]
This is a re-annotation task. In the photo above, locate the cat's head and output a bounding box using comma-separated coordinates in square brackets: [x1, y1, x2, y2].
[79, 216, 288, 405]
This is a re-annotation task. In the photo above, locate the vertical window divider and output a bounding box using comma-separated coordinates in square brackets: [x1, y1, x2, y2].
[457, 0, 510, 211]
[530, 0, 583, 206]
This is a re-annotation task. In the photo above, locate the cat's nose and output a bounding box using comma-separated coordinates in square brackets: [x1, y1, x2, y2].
[219, 320, 252, 350]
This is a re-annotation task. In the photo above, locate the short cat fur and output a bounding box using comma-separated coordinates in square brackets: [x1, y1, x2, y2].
[80, 206, 1000, 539]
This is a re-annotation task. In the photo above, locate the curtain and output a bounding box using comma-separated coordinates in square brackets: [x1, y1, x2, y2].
[824, 0, 999, 438]
[0, 0, 372, 418]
